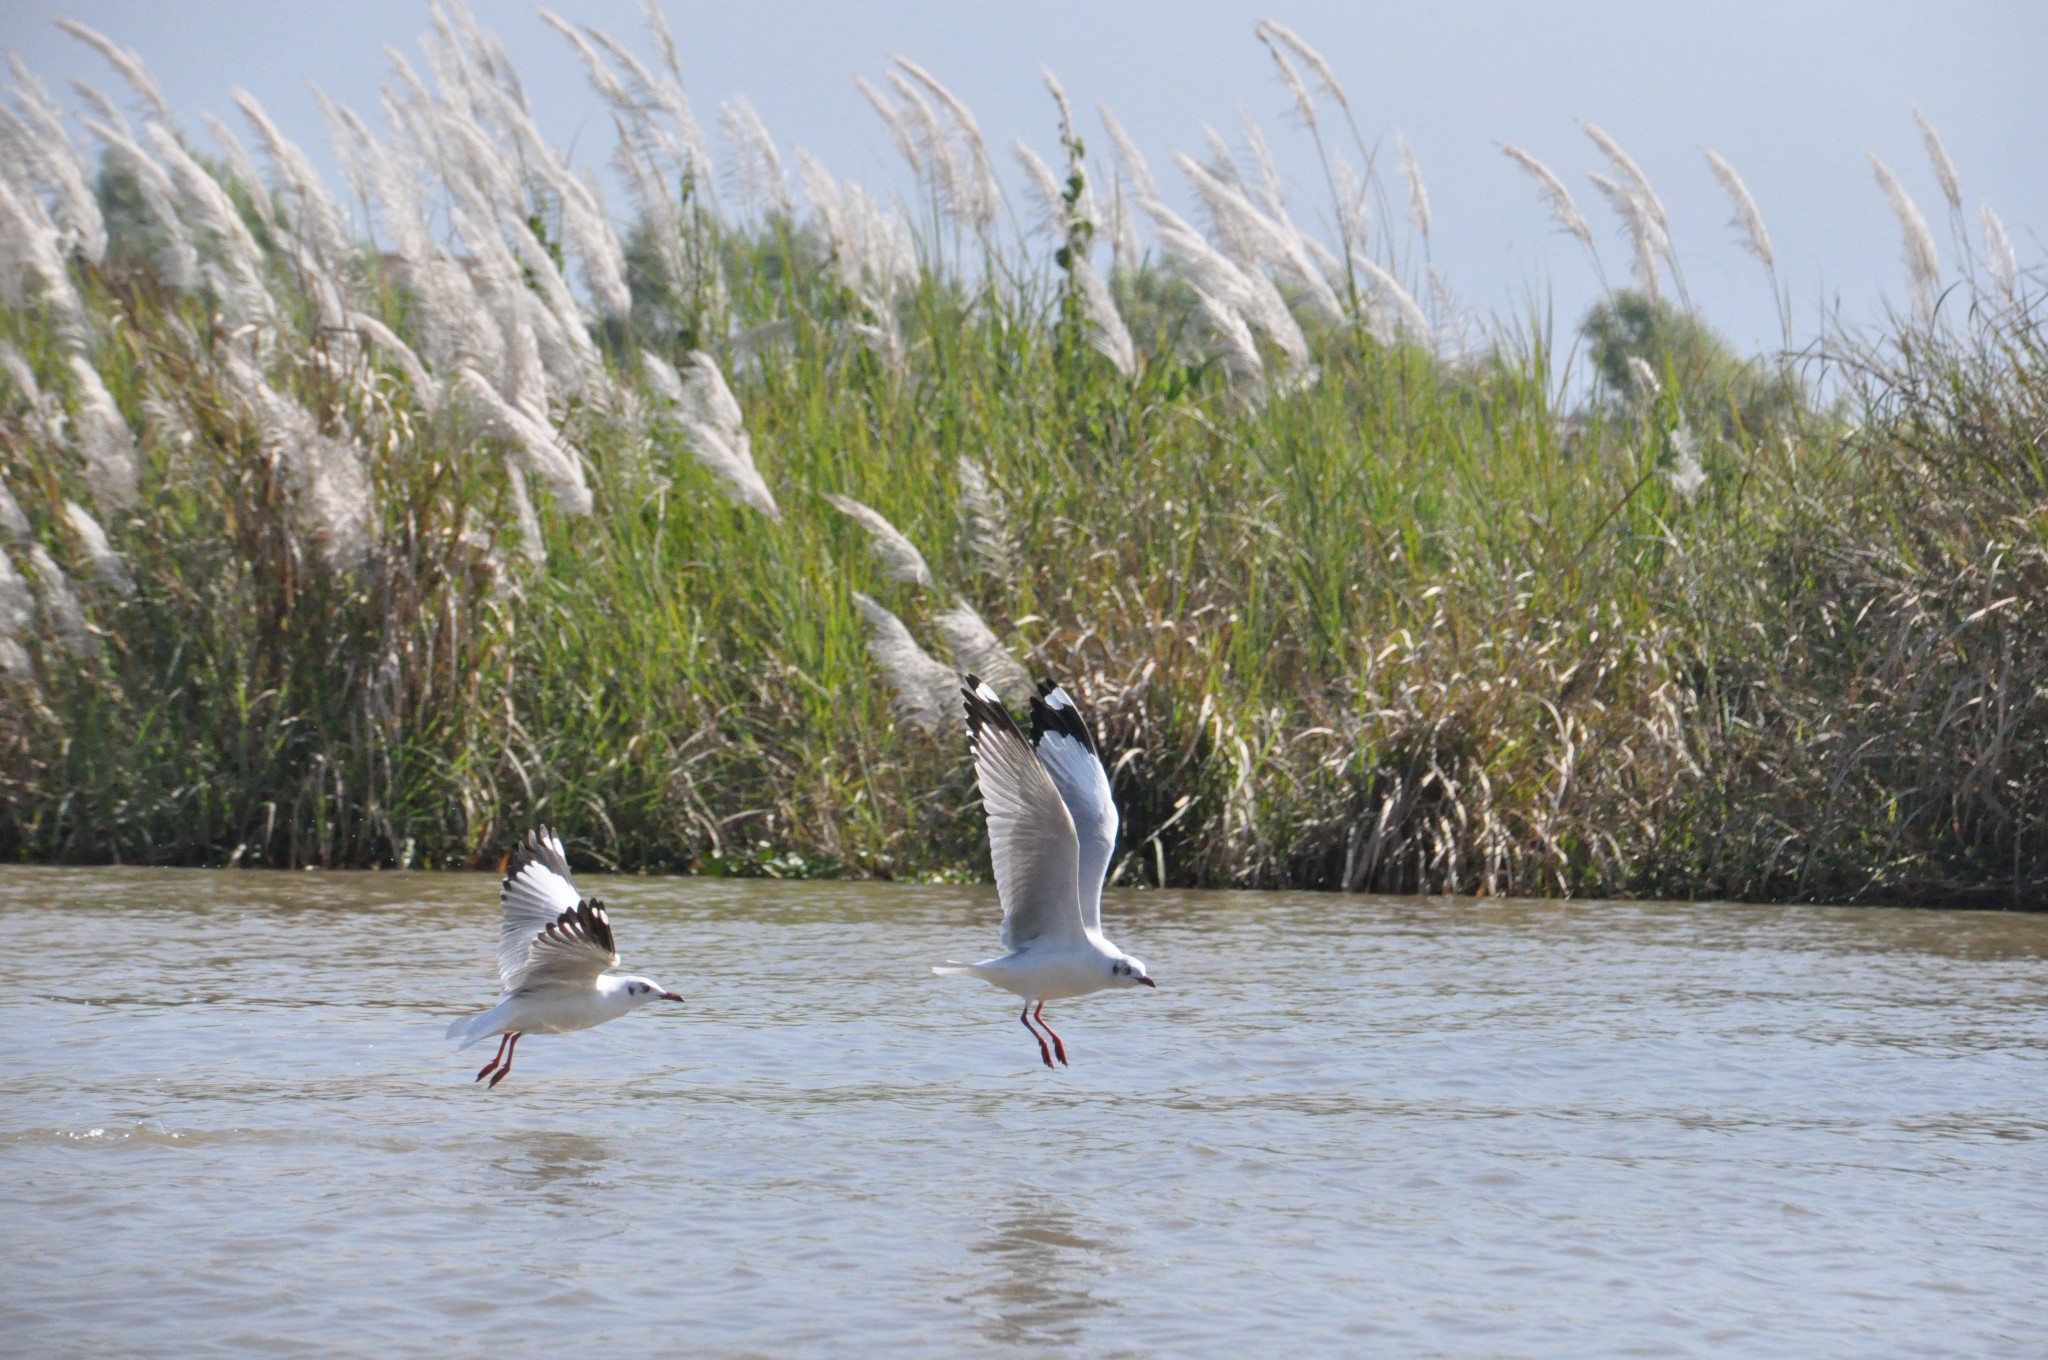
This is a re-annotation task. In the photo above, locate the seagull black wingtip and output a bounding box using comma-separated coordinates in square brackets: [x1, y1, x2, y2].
[1027, 677, 1097, 753]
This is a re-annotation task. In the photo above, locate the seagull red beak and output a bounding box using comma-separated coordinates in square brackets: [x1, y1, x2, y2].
[1139, 977, 1156, 988]
[662, 991, 683, 1002]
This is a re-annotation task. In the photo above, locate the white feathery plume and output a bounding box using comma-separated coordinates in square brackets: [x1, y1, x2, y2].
[81, 116, 199, 290]
[558, 21, 702, 297]
[1195, 287, 1264, 381]
[1398, 134, 1431, 240]
[892, 58, 999, 219]
[503, 461, 547, 566]
[956, 456, 1016, 580]
[825, 493, 934, 588]
[1107, 178, 1143, 275]
[1013, 140, 1067, 241]
[667, 350, 779, 519]
[68, 79, 127, 135]
[0, 474, 32, 542]
[1666, 424, 1706, 501]
[25, 542, 92, 655]
[201, 112, 272, 226]
[1498, 143, 1592, 248]
[796, 148, 917, 305]
[67, 355, 139, 514]
[1176, 152, 1343, 323]
[1349, 252, 1431, 343]
[1257, 39, 1316, 130]
[0, 634, 28, 681]
[454, 368, 593, 517]
[1870, 154, 1939, 323]
[228, 353, 379, 568]
[1912, 108, 1962, 212]
[146, 123, 276, 328]
[848, 318, 907, 371]
[61, 500, 134, 598]
[0, 343, 37, 408]
[1254, 19, 1349, 112]
[591, 11, 711, 186]
[640, 349, 686, 405]
[720, 96, 794, 217]
[857, 74, 922, 179]
[234, 89, 353, 269]
[883, 72, 964, 225]
[1626, 355, 1661, 398]
[1981, 204, 2018, 300]
[0, 175, 86, 336]
[350, 313, 442, 408]
[1333, 152, 1371, 255]
[0, 344, 59, 453]
[54, 19, 175, 128]
[0, 545, 34, 639]
[1200, 125, 1245, 192]
[936, 597, 1032, 703]
[892, 57, 1001, 233]
[1075, 255, 1137, 376]
[852, 590, 958, 734]
[1580, 122, 1668, 238]
[442, 195, 543, 412]
[1144, 196, 1306, 367]
[1701, 149, 1773, 269]
[637, 0, 713, 184]
[1042, 65, 1077, 141]
[537, 9, 631, 106]
[1586, 171, 1662, 304]
[1098, 104, 1157, 201]
[4, 57, 107, 262]
[504, 214, 602, 380]
[1239, 109, 1288, 221]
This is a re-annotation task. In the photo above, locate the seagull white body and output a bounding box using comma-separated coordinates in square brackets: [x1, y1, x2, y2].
[445, 828, 681, 1087]
[936, 676, 1156, 1067]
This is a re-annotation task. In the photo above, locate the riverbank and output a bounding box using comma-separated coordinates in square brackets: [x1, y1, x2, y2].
[1, 12, 2042, 904]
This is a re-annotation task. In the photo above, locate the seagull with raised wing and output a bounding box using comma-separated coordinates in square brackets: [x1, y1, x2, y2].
[445, 828, 682, 1087]
[935, 676, 1156, 1068]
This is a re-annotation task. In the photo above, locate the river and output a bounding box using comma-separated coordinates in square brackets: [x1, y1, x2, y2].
[3, 867, 2045, 1356]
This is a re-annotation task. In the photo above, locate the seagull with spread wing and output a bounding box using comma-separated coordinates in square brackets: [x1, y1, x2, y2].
[445, 828, 682, 1087]
[936, 676, 1156, 1068]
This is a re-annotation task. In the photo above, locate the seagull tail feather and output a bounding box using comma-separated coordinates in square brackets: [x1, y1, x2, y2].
[931, 962, 984, 978]
[445, 1010, 495, 1047]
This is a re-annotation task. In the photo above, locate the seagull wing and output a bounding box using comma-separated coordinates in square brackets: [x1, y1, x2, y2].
[964, 676, 1086, 951]
[497, 828, 618, 991]
[1029, 679, 1118, 935]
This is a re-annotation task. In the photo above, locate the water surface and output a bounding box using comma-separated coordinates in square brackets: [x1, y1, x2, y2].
[3, 868, 2046, 1356]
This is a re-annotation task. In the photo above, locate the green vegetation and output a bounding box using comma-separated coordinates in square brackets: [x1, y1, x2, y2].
[0, 13, 2040, 905]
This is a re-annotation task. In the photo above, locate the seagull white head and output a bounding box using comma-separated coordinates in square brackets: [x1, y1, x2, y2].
[616, 976, 685, 1005]
[1109, 955, 1157, 989]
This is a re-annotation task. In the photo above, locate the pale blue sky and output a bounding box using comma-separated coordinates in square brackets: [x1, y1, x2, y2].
[4, 1, 2041, 356]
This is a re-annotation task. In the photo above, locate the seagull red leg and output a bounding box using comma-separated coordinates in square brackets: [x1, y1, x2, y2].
[474, 1032, 512, 1084]
[488, 1032, 522, 1088]
[1019, 1003, 1054, 1069]
[1033, 1002, 1069, 1067]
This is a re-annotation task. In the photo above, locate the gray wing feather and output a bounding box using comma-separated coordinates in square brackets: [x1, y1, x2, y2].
[496, 829, 616, 991]
[963, 677, 1085, 951]
[1029, 680, 1118, 934]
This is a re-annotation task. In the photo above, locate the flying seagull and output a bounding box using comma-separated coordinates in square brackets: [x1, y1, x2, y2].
[445, 828, 682, 1087]
[936, 676, 1156, 1068]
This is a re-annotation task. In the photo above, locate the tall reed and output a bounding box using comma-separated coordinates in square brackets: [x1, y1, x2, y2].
[0, 9, 2039, 908]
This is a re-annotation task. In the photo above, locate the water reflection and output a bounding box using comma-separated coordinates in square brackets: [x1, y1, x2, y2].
[959, 1193, 1123, 1348]
[487, 1130, 615, 1211]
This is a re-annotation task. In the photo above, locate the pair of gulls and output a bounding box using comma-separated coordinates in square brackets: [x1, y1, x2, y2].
[447, 676, 1155, 1086]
